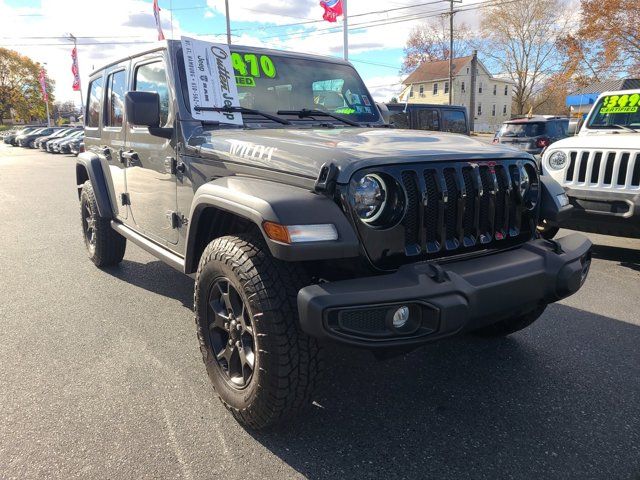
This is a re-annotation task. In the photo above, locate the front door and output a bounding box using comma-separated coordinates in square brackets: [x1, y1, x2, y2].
[125, 55, 178, 245]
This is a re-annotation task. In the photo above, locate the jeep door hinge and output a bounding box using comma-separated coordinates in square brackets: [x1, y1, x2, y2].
[169, 211, 188, 229]
[120, 193, 131, 206]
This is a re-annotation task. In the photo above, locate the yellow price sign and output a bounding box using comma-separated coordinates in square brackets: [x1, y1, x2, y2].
[231, 52, 277, 81]
[599, 93, 640, 114]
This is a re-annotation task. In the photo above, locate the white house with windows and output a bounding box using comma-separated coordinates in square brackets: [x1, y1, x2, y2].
[398, 53, 514, 132]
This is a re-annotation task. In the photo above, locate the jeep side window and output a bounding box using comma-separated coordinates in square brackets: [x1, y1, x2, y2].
[105, 70, 126, 128]
[134, 61, 169, 126]
[441, 110, 467, 134]
[416, 109, 439, 131]
[389, 109, 410, 129]
[87, 77, 104, 128]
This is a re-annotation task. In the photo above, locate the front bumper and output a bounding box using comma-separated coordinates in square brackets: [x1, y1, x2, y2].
[298, 233, 592, 348]
[558, 188, 640, 238]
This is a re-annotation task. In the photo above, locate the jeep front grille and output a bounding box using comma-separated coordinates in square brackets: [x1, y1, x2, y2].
[564, 150, 640, 188]
[400, 160, 528, 255]
[347, 159, 538, 270]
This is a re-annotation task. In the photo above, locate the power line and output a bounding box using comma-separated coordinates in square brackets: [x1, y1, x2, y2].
[231, 0, 448, 33]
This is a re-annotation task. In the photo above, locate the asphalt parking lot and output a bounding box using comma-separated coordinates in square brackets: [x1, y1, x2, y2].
[1, 144, 639, 480]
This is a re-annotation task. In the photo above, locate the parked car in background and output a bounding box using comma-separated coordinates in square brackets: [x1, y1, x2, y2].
[494, 116, 569, 155]
[541, 89, 640, 239]
[4, 126, 44, 145]
[386, 103, 470, 135]
[49, 129, 83, 153]
[69, 139, 84, 156]
[59, 132, 84, 154]
[35, 127, 78, 149]
[16, 127, 56, 147]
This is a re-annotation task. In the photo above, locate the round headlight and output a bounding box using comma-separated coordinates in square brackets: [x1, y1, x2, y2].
[353, 174, 387, 223]
[548, 151, 567, 170]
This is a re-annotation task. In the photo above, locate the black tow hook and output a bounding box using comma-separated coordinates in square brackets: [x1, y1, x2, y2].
[426, 263, 449, 283]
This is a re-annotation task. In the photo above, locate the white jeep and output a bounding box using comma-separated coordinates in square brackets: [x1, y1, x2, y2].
[541, 89, 640, 239]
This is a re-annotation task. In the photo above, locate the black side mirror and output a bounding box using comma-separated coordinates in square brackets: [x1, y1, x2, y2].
[125, 91, 160, 127]
[376, 102, 391, 124]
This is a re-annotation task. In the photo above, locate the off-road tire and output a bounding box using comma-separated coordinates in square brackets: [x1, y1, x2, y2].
[194, 233, 323, 430]
[474, 305, 547, 337]
[80, 180, 126, 267]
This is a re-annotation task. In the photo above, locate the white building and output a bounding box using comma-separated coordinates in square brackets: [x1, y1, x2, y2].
[398, 53, 514, 133]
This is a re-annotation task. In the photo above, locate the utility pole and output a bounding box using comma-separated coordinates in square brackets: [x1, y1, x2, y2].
[469, 50, 478, 132]
[448, 0, 453, 105]
[67, 34, 85, 113]
[225, 0, 231, 44]
[444, 0, 461, 105]
[343, 0, 349, 61]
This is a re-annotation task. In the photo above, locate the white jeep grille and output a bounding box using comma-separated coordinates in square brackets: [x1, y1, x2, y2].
[563, 150, 640, 190]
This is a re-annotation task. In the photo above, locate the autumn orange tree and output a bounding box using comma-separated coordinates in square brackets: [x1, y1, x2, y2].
[401, 17, 472, 74]
[0, 48, 54, 124]
[560, 0, 640, 85]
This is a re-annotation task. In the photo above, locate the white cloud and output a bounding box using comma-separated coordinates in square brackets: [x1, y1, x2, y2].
[0, 0, 183, 104]
[364, 75, 404, 102]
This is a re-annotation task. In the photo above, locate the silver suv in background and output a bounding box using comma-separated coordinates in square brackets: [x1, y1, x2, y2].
[494, 116, 569, 156]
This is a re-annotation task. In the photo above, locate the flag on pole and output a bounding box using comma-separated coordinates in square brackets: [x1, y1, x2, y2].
[71, 47, 81, 92]
[38, 69, 48, 102]
[320, 0, 343, 22]
[153, 0, 165, 40]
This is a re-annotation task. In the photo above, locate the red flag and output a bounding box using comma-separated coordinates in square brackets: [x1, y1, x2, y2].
[38, 69, 48, 102]
[320, 0, 343, 22]
[153, 0, 165, 41]
[71, 47, 81, 92]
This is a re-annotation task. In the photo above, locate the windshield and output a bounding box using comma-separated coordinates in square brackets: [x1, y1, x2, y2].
[498, 122, 544, 137]
[232, 52, 379, 123]
[587, 93, 640, 129]
[184, 49, 379, 125]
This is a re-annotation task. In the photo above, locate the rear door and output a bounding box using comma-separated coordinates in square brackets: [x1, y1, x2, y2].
[124, 54, 178, 245]
[102, 63, 130, 220]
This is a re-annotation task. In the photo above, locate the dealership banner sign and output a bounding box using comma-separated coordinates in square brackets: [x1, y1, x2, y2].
[180, 36, 243, 125]
[71, 47, 81, 92]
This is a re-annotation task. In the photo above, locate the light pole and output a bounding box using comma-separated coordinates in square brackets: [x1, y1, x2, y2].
[225, 0, 231, 44]
[343, 0, 348, 61]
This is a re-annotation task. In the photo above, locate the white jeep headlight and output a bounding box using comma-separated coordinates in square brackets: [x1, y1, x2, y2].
[548, 151, 567, 170]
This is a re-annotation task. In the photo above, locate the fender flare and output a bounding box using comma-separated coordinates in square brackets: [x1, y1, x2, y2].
[76, 152, 115, 219]
[540, 174, 573, 225]
[184, 176, 360, 273]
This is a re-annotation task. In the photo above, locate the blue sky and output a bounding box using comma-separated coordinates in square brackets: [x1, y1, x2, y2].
[0, 0, 490, 103]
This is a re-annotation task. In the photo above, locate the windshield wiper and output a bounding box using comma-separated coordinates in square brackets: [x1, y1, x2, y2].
[194, 106, 291, 125]
[277, 109, 360, 127]
[613, 124, 640, 133]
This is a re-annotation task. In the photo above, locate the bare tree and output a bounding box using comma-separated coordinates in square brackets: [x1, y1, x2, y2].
[401, 17, 472, 74]
[478, 0, 569, 115]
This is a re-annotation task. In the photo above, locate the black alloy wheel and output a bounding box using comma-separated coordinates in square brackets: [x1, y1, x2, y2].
[81, 198, 97, 255]
[207, 277, 256, 388]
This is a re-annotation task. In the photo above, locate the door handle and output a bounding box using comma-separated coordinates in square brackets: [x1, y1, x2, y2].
[120, 150, 140, 166]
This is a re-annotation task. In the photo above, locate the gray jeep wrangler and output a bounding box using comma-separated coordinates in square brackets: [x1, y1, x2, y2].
[76, 40, 592, 429]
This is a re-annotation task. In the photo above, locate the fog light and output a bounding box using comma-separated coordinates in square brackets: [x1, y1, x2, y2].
[392, 306, 410, 328]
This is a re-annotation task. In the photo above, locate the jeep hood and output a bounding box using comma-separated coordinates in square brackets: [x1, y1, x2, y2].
[187, 127, 531, 183]
[546, 132, 640, 152]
